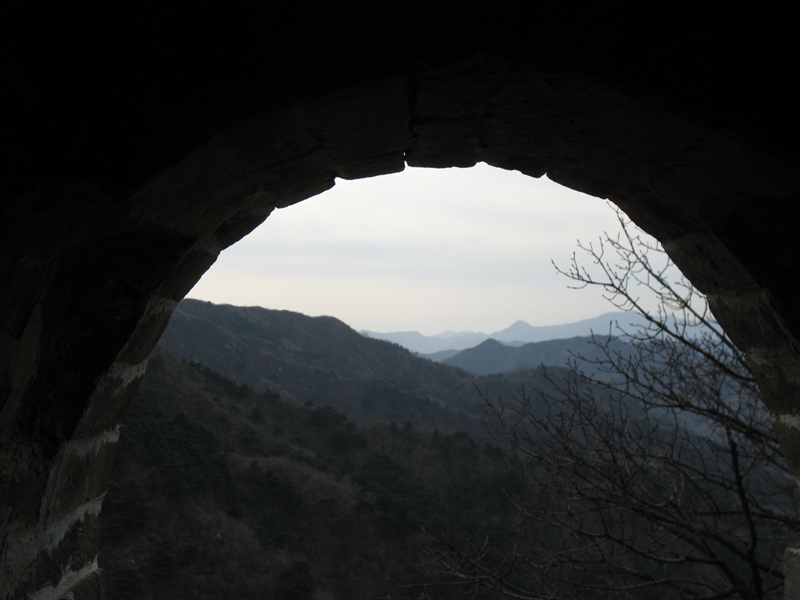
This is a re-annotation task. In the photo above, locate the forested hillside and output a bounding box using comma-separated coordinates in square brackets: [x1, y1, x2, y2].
[100, 300, 797, 599]
[99, 347, 521, 599]
[159, 300, 485, 437]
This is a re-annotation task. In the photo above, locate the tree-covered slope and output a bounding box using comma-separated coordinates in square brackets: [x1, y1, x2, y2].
[99, 347, 519, 599]
[159, 299, 484, 434]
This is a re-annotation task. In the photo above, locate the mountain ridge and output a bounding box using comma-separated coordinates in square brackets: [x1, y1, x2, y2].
[360, 311, 650, 354]
[442, 335, 625, 376]
[158, 299, 486, 436]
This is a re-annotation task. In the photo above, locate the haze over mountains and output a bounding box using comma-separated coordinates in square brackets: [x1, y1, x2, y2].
[361, 311, 650, 355]
[162, 300, 646, 383]
[162, 300, 635, 383]
[157, 300, 634, 439]
[158, 299, 724, 443]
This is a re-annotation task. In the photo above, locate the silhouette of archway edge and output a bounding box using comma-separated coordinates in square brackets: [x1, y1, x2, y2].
[3, 44, 800, 599]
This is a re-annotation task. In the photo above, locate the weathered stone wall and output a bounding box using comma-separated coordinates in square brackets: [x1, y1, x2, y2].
[2, 10, 799, 598]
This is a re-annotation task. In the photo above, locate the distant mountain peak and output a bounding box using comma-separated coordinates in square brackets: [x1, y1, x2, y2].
[362, 312, 649, 355]
[477, 338, 507, 347]
[509, 320, 531, 327]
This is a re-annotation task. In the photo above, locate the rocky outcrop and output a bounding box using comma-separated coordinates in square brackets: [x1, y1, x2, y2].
[2, 10, 799, 599]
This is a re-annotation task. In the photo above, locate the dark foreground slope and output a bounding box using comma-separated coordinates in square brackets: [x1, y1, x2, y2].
[99, 347, 516, 599]
[100, 303, 793, 599]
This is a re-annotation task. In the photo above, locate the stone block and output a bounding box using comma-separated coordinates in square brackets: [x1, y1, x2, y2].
[44, 438, 118, 522]
[4, 509, 101, 600]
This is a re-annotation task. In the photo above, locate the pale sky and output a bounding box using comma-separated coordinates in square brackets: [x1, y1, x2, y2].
[187, 163, 637, 335]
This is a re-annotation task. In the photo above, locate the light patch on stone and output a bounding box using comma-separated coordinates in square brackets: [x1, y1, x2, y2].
[38, 435, 115, 520]
[33, 495, 104, 551]
[1, 497, 103, 597]
[104, 358, 149, 389]
[146, 296, 178, 316]
[28, 557, 98, 600]
[777, 413, 800, 431]
[63, 425, 121, 459]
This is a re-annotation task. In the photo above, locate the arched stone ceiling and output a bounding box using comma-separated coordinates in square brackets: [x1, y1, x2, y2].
[2, 10, 799, 598]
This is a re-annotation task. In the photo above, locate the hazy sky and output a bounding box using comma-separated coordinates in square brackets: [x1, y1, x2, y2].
[187, 163, 636, 335]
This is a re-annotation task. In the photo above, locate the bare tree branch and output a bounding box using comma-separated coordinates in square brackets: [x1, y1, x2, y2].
[419, 206, 798, 599]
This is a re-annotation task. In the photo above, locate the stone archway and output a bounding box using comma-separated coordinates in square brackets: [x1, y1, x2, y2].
[3, 13, 800, 598]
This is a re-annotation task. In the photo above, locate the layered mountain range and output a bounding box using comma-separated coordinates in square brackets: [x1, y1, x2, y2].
[361, 311, 648, 355]
[159, 300, 628, 434]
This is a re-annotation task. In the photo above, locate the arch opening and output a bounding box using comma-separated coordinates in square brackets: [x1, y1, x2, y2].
[187, 163, 632, 334]
[95, 163, 792, 596]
